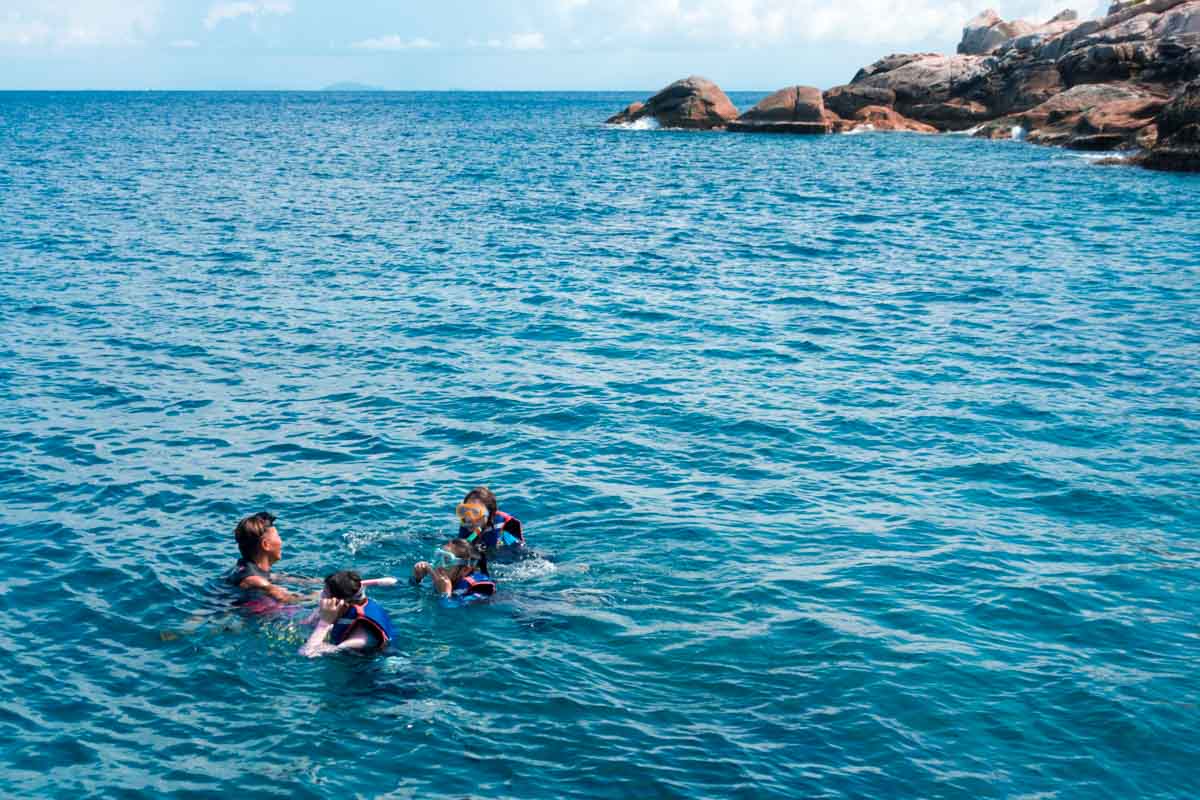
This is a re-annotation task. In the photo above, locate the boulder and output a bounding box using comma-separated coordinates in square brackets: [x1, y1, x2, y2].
[906, 99, 994, 129]
[1058, 40, 1160, 85]
[852, 53, 995, 122]
[959, 9, 1036, 55]
[823, 84, 897, 117]
[608, 101, 643, 123]
[976, 58, 1065, 115]
[1024, 82, 1149, 123]
[1077, 95, 1167, 139]
[849, 105, 939, 132]
[1142, 35, 1200, 82]
[977, 82, 1165, 148]
[1154, 0, 1200, 35]
[605, 76, 738, 129]
[729, 85, 837, 133]
[739, 85, 825, 122]
[1140, 79, 1200, 168]
[852, 53, 939, 83]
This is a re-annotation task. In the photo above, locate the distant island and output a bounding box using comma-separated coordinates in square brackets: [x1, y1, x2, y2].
[321, 82, 384, 92]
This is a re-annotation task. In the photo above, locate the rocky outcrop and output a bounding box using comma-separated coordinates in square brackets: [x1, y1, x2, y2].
[728, 86, 837, 133]
[603, 4, 1200, 171]
[1139, 79, 1200, 168]
[605, 76, 738, 129]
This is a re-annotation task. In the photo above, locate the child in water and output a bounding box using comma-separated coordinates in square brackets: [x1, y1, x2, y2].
[410, 538, 496, 601]
[300, 570, 395, 657]
[457, 486, 524, 552]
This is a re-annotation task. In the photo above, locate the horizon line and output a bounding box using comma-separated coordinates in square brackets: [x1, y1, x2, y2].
[0, 87, 785, 94]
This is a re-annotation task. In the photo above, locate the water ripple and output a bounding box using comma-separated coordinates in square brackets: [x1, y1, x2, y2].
[0, 91, 1197, 799]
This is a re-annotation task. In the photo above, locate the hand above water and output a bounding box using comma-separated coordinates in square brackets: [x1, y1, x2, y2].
[317, 594, 347, 624]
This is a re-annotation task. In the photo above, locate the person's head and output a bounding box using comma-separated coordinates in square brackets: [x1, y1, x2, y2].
[461, 486, 497, 526]
[234, 511, 281, 565]
[324, 570, 364, 604]
[435, 538, 482, 579]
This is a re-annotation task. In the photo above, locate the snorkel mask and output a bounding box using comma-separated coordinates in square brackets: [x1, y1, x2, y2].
[456, 501, 488, 542]
[432, 547, 469, 570]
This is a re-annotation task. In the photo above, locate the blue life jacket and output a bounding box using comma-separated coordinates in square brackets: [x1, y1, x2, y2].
[330, 598, 394, 648]
[460, 510, 524, 550]
[452, 571, 497, 598]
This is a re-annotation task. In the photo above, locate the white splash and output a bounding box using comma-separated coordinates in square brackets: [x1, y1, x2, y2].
[609, 116, 660, 131]
[1011, 125, 1028, 141]
[342, 528, 396, 555]
[493, 557, 559, 582]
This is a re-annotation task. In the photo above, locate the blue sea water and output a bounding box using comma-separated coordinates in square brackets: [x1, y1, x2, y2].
[1, 90, 1198, 799]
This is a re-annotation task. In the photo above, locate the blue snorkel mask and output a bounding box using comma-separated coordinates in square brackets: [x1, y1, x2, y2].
[432, 548, 468, 570]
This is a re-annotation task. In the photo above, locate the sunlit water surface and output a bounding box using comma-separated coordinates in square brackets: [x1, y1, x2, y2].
[1, 91, 1198, 799]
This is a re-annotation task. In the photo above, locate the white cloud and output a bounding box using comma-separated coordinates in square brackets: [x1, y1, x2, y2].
[0, 13, 52, 45]
[478, 31, 547, 50]
[0, 1, 161, 48]
[352, 34, 438, 51]
[170, 39, 199, 48]
[509, 31, 546, 50]
[551, 0, 1109, 46]
[204, 0, 293, 31]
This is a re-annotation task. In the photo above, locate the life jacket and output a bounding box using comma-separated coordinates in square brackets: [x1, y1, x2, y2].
[226, 558, 271, 587]
[452, 571, 497, 598]
[461, 510, 524, 550]
[330, 598, 395, 648]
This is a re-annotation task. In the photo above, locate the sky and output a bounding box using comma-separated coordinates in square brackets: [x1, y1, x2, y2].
[0, 0, 1108, 90]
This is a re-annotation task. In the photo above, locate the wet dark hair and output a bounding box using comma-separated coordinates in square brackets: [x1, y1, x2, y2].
[444, 538, 486, 577]
[324, 570, 363, 601]
[234, 511, 276, 560]
[446, 538, 483, 563]
[463, 486, 497, 525]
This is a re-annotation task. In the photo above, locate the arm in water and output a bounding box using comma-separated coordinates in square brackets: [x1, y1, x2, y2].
[240, 574, 312, 604]
[269, 572, 324, 586]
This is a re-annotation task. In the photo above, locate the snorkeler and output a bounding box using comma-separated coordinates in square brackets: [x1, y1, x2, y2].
[410, 538, 496, 600]
[457, 486, 524, 551]
[300, 570, 396, 657]
[225, 511, 308, 604]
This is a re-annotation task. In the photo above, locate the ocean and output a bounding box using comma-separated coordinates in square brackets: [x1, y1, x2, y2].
[1, 90, 1198, 799]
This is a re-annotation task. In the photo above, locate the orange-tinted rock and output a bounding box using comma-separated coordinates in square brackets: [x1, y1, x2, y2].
[1078, 96, 1168, 135]
[975, 83, 1165, 149]
[728, 86, 835, 133]
[606, 101, 643, 123]
[605, 76, 738, 129]
[739, 86, 825, 122]
[849, 105, 939, 132]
